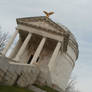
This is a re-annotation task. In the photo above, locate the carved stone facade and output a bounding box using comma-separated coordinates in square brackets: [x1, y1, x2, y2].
[0, 16, 79, 92]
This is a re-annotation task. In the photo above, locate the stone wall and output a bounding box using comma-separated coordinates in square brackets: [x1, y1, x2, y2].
[48, 46, 76, 91]
[0, 55, 40, 88]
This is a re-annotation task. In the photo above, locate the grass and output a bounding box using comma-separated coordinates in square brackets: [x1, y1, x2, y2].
[0, 85, 34, 92]
[33, 84, 59, 92]
[0, 84, 59, 92]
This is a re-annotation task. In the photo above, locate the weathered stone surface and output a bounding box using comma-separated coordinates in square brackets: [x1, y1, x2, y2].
[36, 66, 52, 86]
[17, 65, 39, 87]
[0, 56, 10, 71]
[3, 70, 18, 85]
[0, 69, 5, 82]
[0, 56, 40, 87]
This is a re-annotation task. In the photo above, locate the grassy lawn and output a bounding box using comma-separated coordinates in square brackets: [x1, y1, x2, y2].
[0, 85, 33, 92]
[33, 84, 59, 92]
[0, 85, 59, 92]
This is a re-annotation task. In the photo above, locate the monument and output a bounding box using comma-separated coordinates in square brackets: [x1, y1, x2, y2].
[0, 14, 79, 92]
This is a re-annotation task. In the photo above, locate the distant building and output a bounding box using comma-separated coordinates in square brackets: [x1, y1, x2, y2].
[0, 16, 79, 92]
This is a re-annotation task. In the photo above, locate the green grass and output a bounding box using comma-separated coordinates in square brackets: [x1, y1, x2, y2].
[0, 85, 34, 92]
[33, 84, 59, 92]
[0, 84, 59, 92]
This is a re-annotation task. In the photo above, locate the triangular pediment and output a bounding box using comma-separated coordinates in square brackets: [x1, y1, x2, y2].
[16, 16, 66, 35]
[26, 21, 58, 31]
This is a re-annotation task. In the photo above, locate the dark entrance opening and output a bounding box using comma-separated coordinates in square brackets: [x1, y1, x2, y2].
[27, 54, 40, 64]
[27, 55, 33, 64]
[36, 57, 39, 63]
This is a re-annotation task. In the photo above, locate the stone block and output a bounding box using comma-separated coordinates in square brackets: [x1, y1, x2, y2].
[3, 70, 18, 86]
[0, 69, 5, 82]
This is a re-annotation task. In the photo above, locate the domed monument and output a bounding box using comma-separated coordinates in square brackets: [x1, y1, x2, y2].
[0, 13, 79, 92]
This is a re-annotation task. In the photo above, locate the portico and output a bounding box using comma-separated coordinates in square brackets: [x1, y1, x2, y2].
[2, 28, 63, 65]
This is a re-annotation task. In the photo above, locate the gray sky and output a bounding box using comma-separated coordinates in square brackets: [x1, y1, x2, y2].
[0, 0, 92, 92]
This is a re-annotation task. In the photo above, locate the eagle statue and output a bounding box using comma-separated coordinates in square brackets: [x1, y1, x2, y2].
[43, 11, 54, 17]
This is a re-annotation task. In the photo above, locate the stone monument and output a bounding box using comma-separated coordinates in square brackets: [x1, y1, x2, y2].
[0, 15, 79, 92]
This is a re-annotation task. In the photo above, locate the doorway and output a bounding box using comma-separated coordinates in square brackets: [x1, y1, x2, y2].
[27, 54, 40, 64]
[27, 55, 33, 64]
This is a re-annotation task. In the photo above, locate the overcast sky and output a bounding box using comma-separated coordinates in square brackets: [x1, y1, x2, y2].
[0, 0, 92, 92]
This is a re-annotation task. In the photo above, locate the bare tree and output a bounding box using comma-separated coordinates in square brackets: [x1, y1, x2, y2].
[0, 26, 8, 52]
[65, 79, 80, 92]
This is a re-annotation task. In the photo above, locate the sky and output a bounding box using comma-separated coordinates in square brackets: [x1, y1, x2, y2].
[0, 0, 92, 92]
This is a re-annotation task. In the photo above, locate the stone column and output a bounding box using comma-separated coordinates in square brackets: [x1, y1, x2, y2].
[2, 30, 18, 55]
[31, 37, 46, 64]
[14, 33, 32, 61]
[48, 42, 61, 69]
[9, 36, 22, 59]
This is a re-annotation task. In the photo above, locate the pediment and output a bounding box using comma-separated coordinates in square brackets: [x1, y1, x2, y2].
[16, 16, 66, 35]
[26, 21, 58, 31]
